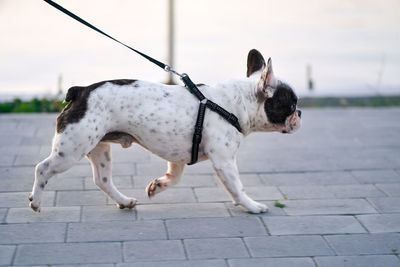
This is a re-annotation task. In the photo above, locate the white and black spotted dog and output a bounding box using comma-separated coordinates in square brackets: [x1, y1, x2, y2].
[29, 49, 301, 213]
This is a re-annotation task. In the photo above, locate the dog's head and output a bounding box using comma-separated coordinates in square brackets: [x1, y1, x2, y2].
[247, 49, 301, 134]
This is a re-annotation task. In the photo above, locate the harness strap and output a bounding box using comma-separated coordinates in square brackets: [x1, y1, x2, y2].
[182, 74, 242, 165]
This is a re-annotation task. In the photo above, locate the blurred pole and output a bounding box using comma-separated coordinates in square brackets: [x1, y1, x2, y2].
[306, 64, 314, 92]
[166, 0, 176, 85]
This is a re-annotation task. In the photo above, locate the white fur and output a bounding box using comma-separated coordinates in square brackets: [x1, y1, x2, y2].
[29, 65, 300, 213]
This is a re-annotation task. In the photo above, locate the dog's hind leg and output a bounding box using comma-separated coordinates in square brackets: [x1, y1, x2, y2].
[87, 142, 137, 209]
[30, 152, 76, 212]
[146, 162, 185, 197]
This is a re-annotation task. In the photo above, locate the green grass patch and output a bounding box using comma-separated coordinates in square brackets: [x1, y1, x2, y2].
[0, 98, 67, 113]
[274, 201, 286, 208]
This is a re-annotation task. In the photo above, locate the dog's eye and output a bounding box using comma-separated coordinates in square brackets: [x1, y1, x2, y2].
[290, 104, 296, 113]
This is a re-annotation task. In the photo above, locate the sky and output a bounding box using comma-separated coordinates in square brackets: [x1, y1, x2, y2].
[0, 0, 399, 99]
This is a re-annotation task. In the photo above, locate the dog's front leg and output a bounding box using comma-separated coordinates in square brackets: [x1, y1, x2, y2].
[212, 160, 269, 213]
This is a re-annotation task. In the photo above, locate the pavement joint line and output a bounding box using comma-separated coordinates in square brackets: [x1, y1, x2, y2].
[311, 256, 321, 267]
[79, 205, 83, 222]
[10, 245, 17, 266]
[120, 241, 125, 263]
[373, 184, 390, 197]
[321, 235, 338, 256]
[258, 216, 271, 236]
[163, 220, 170, 240]
[365, 197, 382, 214]
[354, 215, 371, 233]
[180, 239, 189, 260]
[64, 222, 69, 243]
[240, 237, 252, 258]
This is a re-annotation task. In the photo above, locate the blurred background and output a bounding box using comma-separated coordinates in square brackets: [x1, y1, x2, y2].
[0, 0, 399, 103]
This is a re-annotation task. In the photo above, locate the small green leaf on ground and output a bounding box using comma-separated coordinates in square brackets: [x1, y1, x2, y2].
[274, 201, 286, 208]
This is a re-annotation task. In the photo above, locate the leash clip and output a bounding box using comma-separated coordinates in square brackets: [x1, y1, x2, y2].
[164, 65, 183, 78]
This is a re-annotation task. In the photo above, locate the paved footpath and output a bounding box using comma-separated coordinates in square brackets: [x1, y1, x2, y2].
[0, 108, 400, 267]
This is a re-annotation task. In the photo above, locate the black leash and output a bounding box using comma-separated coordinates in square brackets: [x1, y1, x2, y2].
[43, 0, 242, 165]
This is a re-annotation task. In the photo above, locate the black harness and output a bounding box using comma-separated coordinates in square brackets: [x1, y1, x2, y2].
[43, 0, 242, 165]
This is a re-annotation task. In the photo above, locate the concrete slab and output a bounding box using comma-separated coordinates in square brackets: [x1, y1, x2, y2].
[1, 108, 399, 265]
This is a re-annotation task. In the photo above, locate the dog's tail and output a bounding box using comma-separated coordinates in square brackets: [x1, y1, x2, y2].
[65, 86, 82, 102]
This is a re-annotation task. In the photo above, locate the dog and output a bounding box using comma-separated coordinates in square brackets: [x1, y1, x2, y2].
[29, 49, 301, 213]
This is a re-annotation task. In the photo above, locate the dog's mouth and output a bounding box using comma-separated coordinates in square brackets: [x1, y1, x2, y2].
[281, 110, 301, 134]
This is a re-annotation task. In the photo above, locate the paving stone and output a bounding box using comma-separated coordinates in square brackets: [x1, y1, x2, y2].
[357, 214, 400, 233]
[136, 203, 229, 220]
[184, 161, 214, 175]
[263, 215, 366, 235]
[85, 175, 133, 190]
[120, 188, 196, 204]
[123, 240, 185, 262]
[279, 184, 385, 199]
[166, 217, 267, 239]
[185, 238, 249, 259]
[376, 184, 400, 196]
[56, 190, 107, 206]
[82, 205, 136, 222]
[46, 176, 84, 190]
[133, 174, 219, 189]
[315, 255, 400, 267]
[0, 223, 66, 244]
[245, 235, 334, 257]
[228, 257, 316, 267]
[368, 197, 400, 213]
[194, 186, 282, 202]
[67, 220, 166, 242]
[0, 154, 15, 167]
[14, 242, 121, 265]
[117, 259, 228, 267]
[57, 162, 136, 178]
[225, 201, 287, 216]
[0, 191, 55, 208]
[282, 199, 377, 215]
[325, 233, 400, 255]
[260, 171, 359, 186]
[136, 162, 170, 176]
[0, 245, 15, 265]
[352, 169, 400, 184]
[6, 206, 80, 223]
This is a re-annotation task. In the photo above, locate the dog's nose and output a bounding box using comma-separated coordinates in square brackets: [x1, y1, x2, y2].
[297, 110, 302, 118]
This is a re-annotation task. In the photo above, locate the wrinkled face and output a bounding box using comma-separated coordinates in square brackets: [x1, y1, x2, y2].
[264, 82, 301, 134]
[246, 49, 301, 134]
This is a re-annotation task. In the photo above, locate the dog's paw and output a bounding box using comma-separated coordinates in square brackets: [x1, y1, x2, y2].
[145, 178, 167, 197]
[244, 201, 269, 214]
[29, 194, 41, 212]
[117, 198, 137, 209]
[29, 201, 41, 213]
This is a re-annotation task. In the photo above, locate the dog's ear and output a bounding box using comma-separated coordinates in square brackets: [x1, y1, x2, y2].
[247, 49, 266, 77]
[257, 57, 277, 98]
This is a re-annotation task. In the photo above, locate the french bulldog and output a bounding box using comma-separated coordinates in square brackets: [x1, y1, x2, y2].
[29, 49, 301, 213]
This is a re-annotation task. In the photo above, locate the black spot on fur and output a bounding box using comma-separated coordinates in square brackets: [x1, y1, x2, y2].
[247, 49, 266, 77]
[100, 163, 105, 168]
[57, 79, 137, 133]
[264, 83, 297, 124]
[58, 152, 64, 157]
[103, 177, 107, 183]
[40, 183, 45, 189]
